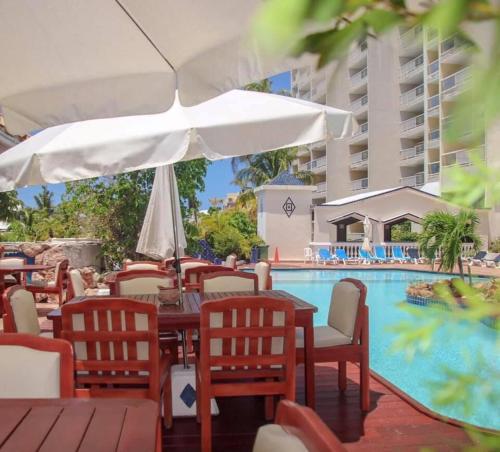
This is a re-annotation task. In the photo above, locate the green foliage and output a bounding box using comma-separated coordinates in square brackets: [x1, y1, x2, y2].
[0, 191, 22, 220]
[490, 237, 500, 253]
[390, 221, 420, 242]
[34, 186, 54, 214]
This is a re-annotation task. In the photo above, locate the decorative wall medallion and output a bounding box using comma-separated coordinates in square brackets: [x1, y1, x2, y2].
[282, 197, 296, 218]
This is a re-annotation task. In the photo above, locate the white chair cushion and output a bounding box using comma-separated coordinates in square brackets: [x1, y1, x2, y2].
[180, 262, 208, 279]
[0, 257, 24, 267]
[3, 275, 17, 283]
[253, 424, 307, 452]
[203, 275, 255, 293]
[328, 281, 360, 338]
[40, 331, 54, 338]
[295, 325, 351, 348]
[0, 345, 61, 398]
[118, 276, 173, 295]
[254, 262, 270, 291]
[127, 263, 159, 270]
[10, 289, 40, 335]
[69, 269, 86, 297]
[224, 255, 236, 268]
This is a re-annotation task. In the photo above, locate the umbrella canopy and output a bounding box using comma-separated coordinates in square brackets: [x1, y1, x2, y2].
[0, 0, 314, 136]
[0, 90, 352, 191]
[362, 216, 372, 252]
[136, 166, 186, 260]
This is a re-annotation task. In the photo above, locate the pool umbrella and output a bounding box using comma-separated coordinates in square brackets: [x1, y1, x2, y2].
[0, 0, 314, 136]
[362, 216, 372, 253]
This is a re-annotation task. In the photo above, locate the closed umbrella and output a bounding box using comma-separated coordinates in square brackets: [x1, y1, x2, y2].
[0, 0, 314, 135]
[362, 216, 372, 252]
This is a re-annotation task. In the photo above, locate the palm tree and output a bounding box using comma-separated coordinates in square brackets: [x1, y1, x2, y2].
[418, 210, 481, 279]
[34, 185, 54, 214]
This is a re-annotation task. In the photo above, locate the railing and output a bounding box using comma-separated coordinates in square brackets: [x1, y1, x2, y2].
[442, 147, 485, 167]
[400, 54, 424, 78]
[306, 155, 327, 170]
[349, 39, 368, 61]
[400, 84, 424, 106]
[400, 25, 423, 48]
[400, 172, 425, 187]
[429, 129, 440, 141]
[427, 28, 439, 43]
[427, 59, 439, 81]
[351, 67, 368, 85]
[428, 94, 440, 110]
[351, 178, 368, 191]
[441, 67, 471, 94]
[441, 36, 468, 57]
[350, 149, 369, 165]
[315, 181, 327, 193]
[429, 161, 440, 175]
[350, 94, 368, 111]
[401, 113, 424, 132]
[346, 233, 365, 242]
[352, 121, 368, 137]
[400, 143, 424, 160]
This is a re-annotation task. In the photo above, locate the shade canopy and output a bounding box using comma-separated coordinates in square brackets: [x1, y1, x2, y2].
[0, 0, 315, 136]
[0, 90, 352, 191]
[136, 166, 186, 259]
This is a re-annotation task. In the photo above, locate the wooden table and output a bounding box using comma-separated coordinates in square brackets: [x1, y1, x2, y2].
[0, 398, 159, 452]
[48, 290, 318, 409]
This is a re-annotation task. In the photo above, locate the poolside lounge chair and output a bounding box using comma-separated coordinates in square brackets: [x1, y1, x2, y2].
[318, 248, 337, 265]
[484, 253, 500, 268]
[392, 246, 411, 263]
[334, 248, 357, 265]
[467, 251, 487, 266]
[373, 246, 389, 263]
[359, 249, 377, 264]
[407, 248, 425, 264]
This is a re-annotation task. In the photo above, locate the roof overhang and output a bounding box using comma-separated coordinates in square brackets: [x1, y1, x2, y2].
[382, 213, 423, 224]
[327, 212, 376, 224]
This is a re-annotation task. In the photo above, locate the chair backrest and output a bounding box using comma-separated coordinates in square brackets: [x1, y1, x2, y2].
[0, 333, 74, 398]
[180, 260, 210, 278]
[335, 248, 348, 259]
[224, 254, 237, 269]
[67, 269, 86, 300]
[163, 256, 195, 269]
[61, 297, 160, 400]
[199, 296, 296, 396]
[254, 261, 271, 290]
[115, 269, 174, 296]
[327, 278, 367, 343]
[374, 246, 386, 258]
[473, 250, 487, 260]
[318, 248, 330, 259]
[0, 256, 26, 267]
[2, 285, 40, 335]
[200, 271, 258, 295]
[184, 264, 231, 284]
[54, 259, 69, 287]
[124, 260, 162, 271]
[407, 248, 419, 259]
[304, 247, 313, 258]
[359, 249, 372, 259]
[253, 399, 347, 452]
[392, 246, 403, 258]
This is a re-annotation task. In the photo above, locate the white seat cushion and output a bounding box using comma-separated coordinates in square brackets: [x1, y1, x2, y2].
[328, 281, 360, 338]
[203, 275, 255, 293]
[254, 262, 270, 291]
[127, 263, 159, 270]
[3, 275, 17, 283]
[40, 331, 54, 338]
[253, 424, 307, 452]
[295, 325, 351, 348]
[10, 289, 41, 335]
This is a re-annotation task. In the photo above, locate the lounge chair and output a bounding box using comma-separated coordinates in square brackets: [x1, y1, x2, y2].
[318, 248, 337, 265]
[392, 246, 411, 263]
[467, 250, 487, 266]
[359, 249, 377, 264]
[407, 248, 425, 264]
[335, 248, 357, 265]
[373, 246, 389, 263]
[483, 253, 500, 268]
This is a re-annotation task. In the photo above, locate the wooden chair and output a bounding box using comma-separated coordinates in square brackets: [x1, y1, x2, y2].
[61, 297, 173, 428]
[296, 278, 369, 411]
[184, 265, 233, 291]
[124, 260, 162, 271]
[179, 259, 211, 279]
[0, 256, 27, 286]
[115, 269, 175, 296]
[163, 256, 196, 269]
[223, 254, 237, 269]
[25, 259, 69, 306]
[197, 296, 296, 452]
[255, 261, 273, 290]
[2, 285, 53, 337]
[253, 399, 347, 452]
[67, 269, 86, 301]
[0, 333, 74, 398]
[200, 270, 258, 295]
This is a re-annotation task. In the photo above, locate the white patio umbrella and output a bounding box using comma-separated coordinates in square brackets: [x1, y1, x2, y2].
[0, 0, 315, 136]
[362, 216, 372, 252]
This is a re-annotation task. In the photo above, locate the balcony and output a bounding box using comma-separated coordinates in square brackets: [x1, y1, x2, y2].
[400, 84, 424, 108]
[351, 122, 368, 142]
[350, 67, 368, 89]
[351, 177, 368, 191]
[349, 39, 368, 64]
[306, 155, 327, 172]
[441, 67, 471, 99]
[400, 25, 423, 49]
[315, 181, 327, 193]
[427, 59, 439, 82]
[427, 28, 439, 46]
[401, 172, 424, 187]
[350, 94, 368, 113]
[400, 143, 424, 163]
[401, 113, 424, 134]
[428, 94, 440, 116]
[429, 128, 440, 141]
[400, 54, 424, 81]
[350, 149, 369, 169]
[442, 147, 485, 167]
[441, 36, 469, 62]
[429, 161, 440, 175]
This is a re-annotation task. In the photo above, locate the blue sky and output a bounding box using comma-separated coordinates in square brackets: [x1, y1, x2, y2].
[17, 71, 291, 210]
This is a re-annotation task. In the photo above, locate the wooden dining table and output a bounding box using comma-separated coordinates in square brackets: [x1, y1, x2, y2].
[0, 398, 159, 452]
[47, 289, 319, 409]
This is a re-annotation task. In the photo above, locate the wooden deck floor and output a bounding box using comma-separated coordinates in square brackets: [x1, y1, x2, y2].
[164, 362, 471, 452]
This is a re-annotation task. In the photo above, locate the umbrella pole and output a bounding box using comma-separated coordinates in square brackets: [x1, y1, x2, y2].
[167, 164, 189, 369]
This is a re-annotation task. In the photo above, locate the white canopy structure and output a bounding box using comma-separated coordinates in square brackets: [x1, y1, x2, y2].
[0, 0, 315, 135]
[0, 90, 352, 191]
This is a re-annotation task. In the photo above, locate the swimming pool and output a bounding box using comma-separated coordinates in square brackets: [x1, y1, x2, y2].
[271, 269, 499, 430]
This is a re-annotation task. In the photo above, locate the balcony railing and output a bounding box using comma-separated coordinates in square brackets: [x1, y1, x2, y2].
[400, 84, 424, 106]
[401, 113, 424, 132]
[441, 67, 471, 94]
[400, 25, 423, 48]
[428, 94, 440, 110]
[351, 178, 368, 191]
[400, 143, 424, 160]
[429, 129, 440, 141]
[350, 149, 369, 165]
[442, 147, 485, 167]
[350, 67, 368, 85]
[315, 181, 327, 193]
[400, 54, 424, 78]
[307, 155, 327, 170]
[352, 122, 368, 137]
[441, 36, 468, 57]
[350, 94, 368, 111]
[427, 59, 439, 81]
[429, 162, 440, 175]
[349, 39, 368, 62]
[401, 172, 425, 187]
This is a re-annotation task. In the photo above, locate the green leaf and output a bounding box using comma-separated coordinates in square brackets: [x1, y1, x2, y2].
[423, 0, 469, 37]
[306, 0, 346, 22]
[362, 9, 403, 33]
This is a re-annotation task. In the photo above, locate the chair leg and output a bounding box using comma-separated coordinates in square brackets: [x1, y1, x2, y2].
[200, 390, 212, 452]
[163, 374, 173, 429]
[338, 361, 347, 391]
[195, 366, 201, 423]
[156, 417, 163, 452]
[264, 395, 274, 421]
[360, 354, 370, 412]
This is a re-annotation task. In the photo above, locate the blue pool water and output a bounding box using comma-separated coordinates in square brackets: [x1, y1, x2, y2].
[271, 269, 499, 430]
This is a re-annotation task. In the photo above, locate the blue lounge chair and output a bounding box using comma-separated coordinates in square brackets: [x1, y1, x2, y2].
[359, 249, 377, 264]
[373, 245, 389, 263]
[318, 248, 336, 265]
[334, 248, 353, 264]
[392, 246, 411, 263]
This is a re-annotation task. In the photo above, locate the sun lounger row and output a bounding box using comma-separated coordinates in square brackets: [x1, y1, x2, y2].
[314, 246, 423, 265]
[467, 251, 500, 268]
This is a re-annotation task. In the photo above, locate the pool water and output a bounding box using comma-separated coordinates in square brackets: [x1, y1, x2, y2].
[271, 269, 499, 430]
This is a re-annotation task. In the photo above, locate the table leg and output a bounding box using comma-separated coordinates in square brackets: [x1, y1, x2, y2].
[52, 317, 62, 338]
[303, 314, 316, 409]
